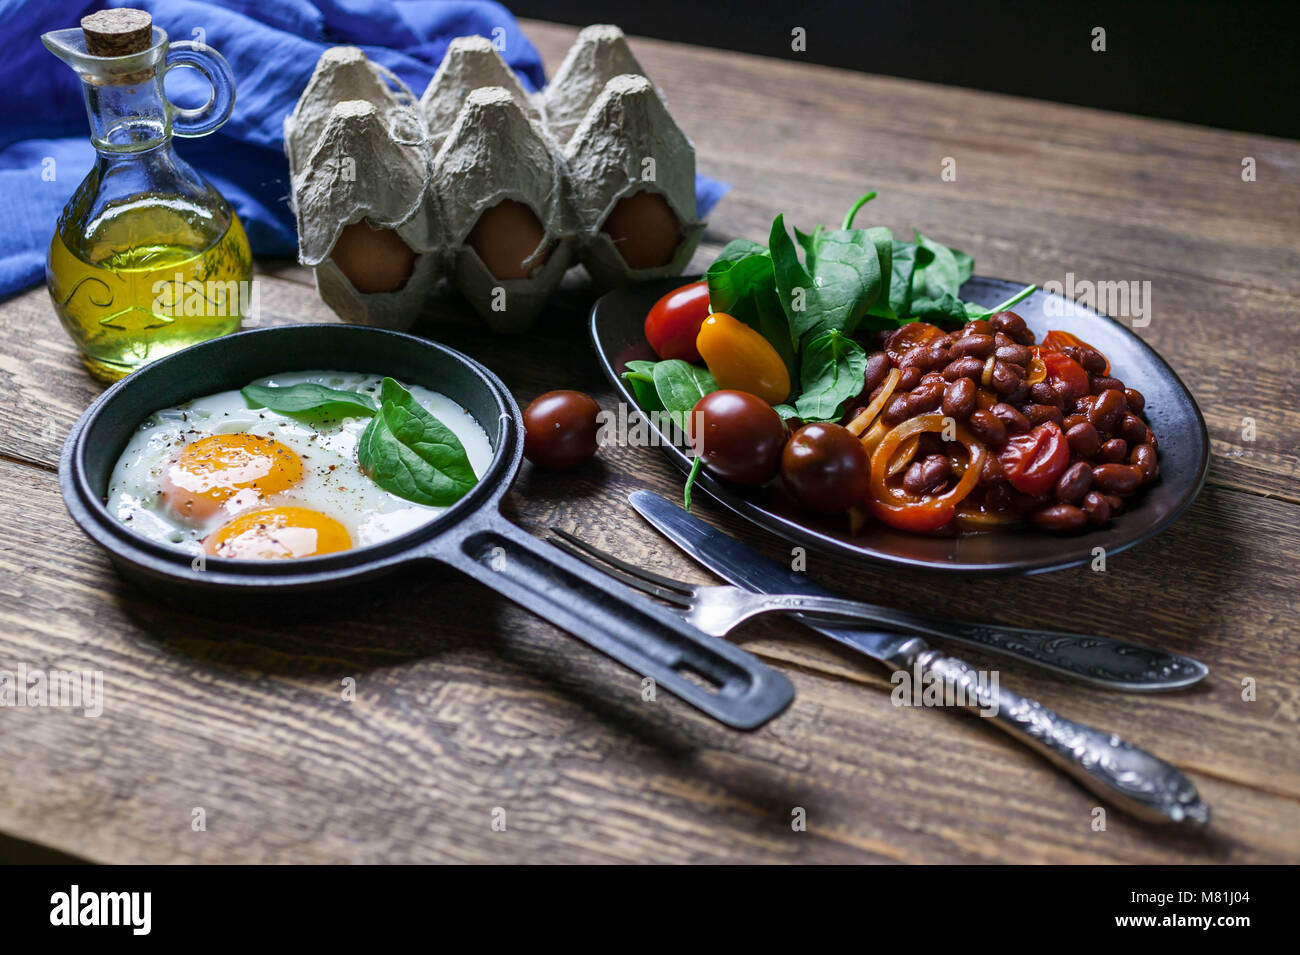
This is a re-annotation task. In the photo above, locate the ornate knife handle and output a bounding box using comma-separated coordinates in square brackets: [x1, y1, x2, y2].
[754, 593, 1206, 690]
[884, 637, 1211, 824]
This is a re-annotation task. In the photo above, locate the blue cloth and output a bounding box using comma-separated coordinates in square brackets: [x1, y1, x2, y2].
[0, 0, 728, 297]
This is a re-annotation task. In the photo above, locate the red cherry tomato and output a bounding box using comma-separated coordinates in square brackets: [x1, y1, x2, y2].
[781, 423, 871, 514]
[687, 390, 786, 485]
[998, 421, 1069, 496]
[523, 390, 601, 469]
[1036, 349, 1090, 400]
[1039, 330, 1110, 375]
[644, 281, 711, 362]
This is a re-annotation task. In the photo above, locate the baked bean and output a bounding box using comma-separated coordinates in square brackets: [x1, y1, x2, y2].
[1124, 388, 1145, 413]
[1005, 380, 1030, 406]
[975, 386, 998, 410]
[900, 347, 936, 373]
[1066, 420, 1101, 458]
[943, 356, 986, 381]
[919, 371, 946, 387]
[1063, 413, 1089, 431]
[1097, 438, 1128, 462]
[863, 351, 890, 394]
[1055, 461, 1092, 504]
[1092, 463, 1142, 495]
[882, 393, 913, 426]
[951, 334, 995, 359]
[1032, 503, 1087, 532]
[898, 365, 922, 390]
[1073, 394, 1097, 417]
[903, 454, 951, 495]
[1090, 375, 1125, 395]
[1029, 381, 1063, 407]
[1024, 403, 1064, 427]
[989, 402, 1031, 434]
[1089, 388, 1127, 432]
[1131, 443, 1158, 480]
[942, 377, 977, 419]
[1145, 427, 1158, 451]
[979, 453, 1005, 485]
[968, 409, 1007, 446]
[962, 320, 993, 338]
[995, 342, 1032, 366]
[1104, 493, 1124, 513]
[907, 380, 944, 413]
[925, 340, 952, 368]
[1077, 347, 1109, 376]
[1081, 490, 1111, 525]
[1119, 413, 1148, 447]
[989, 311, 1034, 345]
[989, 360, 1022, 395]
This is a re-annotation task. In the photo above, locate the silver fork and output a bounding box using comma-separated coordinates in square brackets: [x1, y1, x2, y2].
[546, 528, 1207, 691]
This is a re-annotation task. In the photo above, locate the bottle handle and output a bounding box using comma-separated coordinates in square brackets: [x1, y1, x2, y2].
[164, 40, 236, 138]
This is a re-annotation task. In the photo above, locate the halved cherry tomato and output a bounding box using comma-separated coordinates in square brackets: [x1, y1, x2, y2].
[1035, 349, 1090, 400]
[884, 322, 945, 364]
[1039, 329, 1110, 375]
[998, 421, 1069, 496]
[696, 312, 791, 405]
[644, 281, 710, 362]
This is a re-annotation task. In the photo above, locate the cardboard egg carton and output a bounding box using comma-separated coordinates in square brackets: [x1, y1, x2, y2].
[285, 25, 704, 333]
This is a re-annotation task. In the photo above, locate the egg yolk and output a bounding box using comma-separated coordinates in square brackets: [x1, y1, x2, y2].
[203, 506, 352, 560]
[162, 433, 303, 521]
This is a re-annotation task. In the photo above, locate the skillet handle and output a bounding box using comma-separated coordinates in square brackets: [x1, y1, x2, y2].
[435, 512, 794, 730]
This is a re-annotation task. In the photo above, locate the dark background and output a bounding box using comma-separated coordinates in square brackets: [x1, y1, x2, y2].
[514, 0, 1300, 140]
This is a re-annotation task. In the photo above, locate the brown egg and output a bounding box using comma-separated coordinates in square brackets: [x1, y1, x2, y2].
[330, 220, 416, 294]
[467, 199, 551, 280]
[601, 190, 682, 270]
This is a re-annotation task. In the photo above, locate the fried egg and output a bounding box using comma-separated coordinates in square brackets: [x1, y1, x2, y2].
[106, 371, 493, 558]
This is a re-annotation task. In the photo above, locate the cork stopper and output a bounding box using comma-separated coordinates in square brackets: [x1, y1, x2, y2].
[81, 8, 153, 57]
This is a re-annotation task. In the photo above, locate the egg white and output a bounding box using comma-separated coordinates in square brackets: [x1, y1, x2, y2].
[105, 371, 493, 556]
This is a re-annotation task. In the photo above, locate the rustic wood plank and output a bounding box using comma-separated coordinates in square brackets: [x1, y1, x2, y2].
[0, 20, 1296, 863]
[1, 456, 1297, 863]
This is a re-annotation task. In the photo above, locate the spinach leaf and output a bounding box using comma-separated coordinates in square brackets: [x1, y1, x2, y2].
[907, 232, 970, 323]
[620, 360, 664, 412]
[705, 241, 797, 385]
[651, 360, 717, 430]
[770, 215, 883, 343]
[241, 382, 376, 418]
[357, 378, 477, 507]
[793, 330, 868, 421]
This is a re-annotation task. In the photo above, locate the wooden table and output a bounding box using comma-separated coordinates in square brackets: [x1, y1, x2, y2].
[1, 20, 1297, 864]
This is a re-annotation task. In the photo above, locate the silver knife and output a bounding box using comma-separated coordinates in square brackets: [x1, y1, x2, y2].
[629, 490, 1210, 824]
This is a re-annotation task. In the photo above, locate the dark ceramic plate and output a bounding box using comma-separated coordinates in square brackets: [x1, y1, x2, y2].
[591, 276, 1209, 575]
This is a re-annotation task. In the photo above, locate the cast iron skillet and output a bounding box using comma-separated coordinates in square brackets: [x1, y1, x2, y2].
[592, 276, 1210, 576]
[59, 324, 794, 730]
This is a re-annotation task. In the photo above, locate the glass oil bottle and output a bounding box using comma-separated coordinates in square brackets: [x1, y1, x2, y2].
[42, 9, 252, 381]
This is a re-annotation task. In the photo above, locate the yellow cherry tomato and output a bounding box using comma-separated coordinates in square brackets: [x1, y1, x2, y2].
[695, 312, 791, 405]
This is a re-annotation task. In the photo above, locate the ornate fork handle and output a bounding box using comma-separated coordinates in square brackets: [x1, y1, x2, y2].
[748, 593, 1206, 690]
[881, 636, 1210, 824]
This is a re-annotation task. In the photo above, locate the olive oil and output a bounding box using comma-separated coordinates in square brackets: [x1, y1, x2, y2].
[42, 9, 249, 382]
[47, 202, 251, 381]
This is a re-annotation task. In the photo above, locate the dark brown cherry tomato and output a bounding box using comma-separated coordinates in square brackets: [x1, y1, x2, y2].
[687, 390, 786, 485]
[781, 422, 871, 514]
[522, 390, 601, 470]
[997, 421, 1070, 497]
[644, 281, 710, 363]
